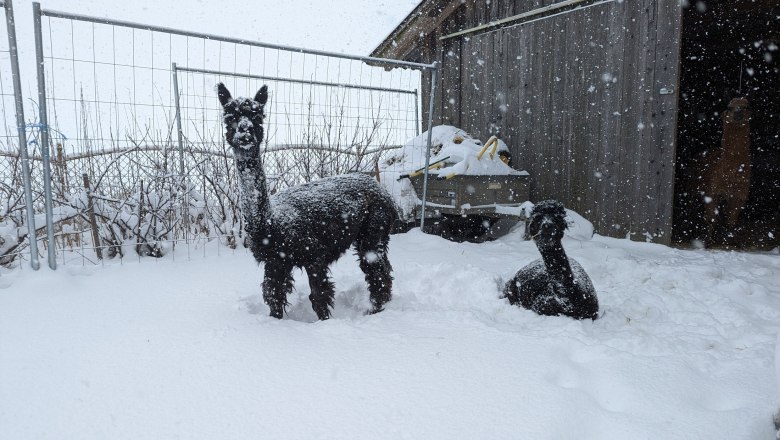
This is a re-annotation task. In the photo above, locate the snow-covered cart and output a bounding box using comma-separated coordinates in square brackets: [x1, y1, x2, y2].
[408, 173, 529, 242]
[380, 126, 530, 242]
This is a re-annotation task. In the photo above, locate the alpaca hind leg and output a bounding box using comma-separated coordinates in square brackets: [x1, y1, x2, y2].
[502, 276, 520, 305]
[306, 266, 335, 320]
[357, 242, 393, 314]
[262, 263, 294, 319]
[723, 196, 747, 247]
[357, 201, 395, 313]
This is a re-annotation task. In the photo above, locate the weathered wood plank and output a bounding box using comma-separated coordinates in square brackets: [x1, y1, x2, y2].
[591, 1, 626, 236]
[621, 0, 655, 241]
[581, 5, 608, 227]
[563, 6, 588, 216]
[550, 13, 567, 201]
[649, 0, 682, 243]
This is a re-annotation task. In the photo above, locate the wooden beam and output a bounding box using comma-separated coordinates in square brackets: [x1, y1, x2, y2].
[440, 0, 616, 41]
[371, 0, 466, 60]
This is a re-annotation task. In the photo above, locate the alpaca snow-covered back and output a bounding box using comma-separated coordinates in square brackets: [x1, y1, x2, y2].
[218, 83, 397, 320]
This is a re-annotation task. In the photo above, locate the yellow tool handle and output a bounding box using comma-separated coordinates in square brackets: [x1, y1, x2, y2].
[477, 136, 498, 161]
[489, 137, 499, 160]
[408, 161, 444, 178]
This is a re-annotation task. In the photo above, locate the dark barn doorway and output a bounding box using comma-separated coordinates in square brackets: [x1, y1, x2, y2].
[673, 0, 779, 250]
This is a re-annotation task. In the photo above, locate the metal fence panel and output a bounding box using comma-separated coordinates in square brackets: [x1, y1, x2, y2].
[24, 3, 436, 268]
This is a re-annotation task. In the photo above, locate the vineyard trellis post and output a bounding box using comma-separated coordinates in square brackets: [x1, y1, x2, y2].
[171, 62, 190, 241]
[3, 0, 39, 270]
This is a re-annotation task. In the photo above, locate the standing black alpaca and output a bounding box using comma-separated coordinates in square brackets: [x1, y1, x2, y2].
[503, 200, 599, 320]
[218, 83, 397, 320]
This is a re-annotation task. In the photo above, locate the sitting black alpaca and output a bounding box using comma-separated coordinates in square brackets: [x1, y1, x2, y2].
[217, 83, 397, 320]
[503, 200, 599, 320]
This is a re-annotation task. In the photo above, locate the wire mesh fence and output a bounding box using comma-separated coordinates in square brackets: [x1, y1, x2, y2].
[0, 3, 436, 270]
[174, 65, 420, 186]
[0, 0, 42, 271]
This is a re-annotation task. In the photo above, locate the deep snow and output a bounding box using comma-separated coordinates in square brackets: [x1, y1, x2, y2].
[2, 227, 779, 439]
[1, 2, 778, 438]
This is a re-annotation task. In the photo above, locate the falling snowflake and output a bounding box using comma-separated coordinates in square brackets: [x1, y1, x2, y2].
[363, 251, 379, 263]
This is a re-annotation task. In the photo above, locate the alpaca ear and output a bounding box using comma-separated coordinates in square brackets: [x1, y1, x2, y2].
[255, 85, 268, 106]
[217, 83, 232, 107]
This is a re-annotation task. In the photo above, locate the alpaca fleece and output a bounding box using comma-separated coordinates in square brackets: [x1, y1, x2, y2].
[218, 83, 397, 320]
[504, 200, 599, 320]
[700, 96, 752, 247]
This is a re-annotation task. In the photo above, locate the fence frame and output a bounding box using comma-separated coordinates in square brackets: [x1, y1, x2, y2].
[30, 2, 439, 269]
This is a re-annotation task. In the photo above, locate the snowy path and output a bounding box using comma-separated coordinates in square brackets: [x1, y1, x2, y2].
[1, 229, 779, 439]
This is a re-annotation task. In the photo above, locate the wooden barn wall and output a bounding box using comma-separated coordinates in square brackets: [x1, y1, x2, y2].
[420, 0, 682, 243]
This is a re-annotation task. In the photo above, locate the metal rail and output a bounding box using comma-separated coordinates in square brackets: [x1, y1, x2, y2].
[39, 7, 437, 71]
[175, 66, 420, 96]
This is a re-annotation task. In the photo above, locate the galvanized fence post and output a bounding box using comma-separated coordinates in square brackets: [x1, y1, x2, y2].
[32, 1, 56, 270]
[414, 89, 420, 136]
[419, 62, 438, 233]
[3, 0, 39, 270]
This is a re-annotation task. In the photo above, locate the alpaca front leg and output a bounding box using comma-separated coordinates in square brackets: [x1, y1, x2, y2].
[306, 266, 335, 320]
[502, 276, 520, 305]
[262, 263, 293, 319]
[702, 198, 720, 247]
[724, 196, 746, 228]
[359, 252, 393, 314]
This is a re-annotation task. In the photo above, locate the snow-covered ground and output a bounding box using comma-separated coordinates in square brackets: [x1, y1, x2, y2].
[2, 227, 779, 439]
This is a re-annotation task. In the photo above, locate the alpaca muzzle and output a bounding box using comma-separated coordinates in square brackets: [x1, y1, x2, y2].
[731, 108, 746, 123]
[232, 118, 255, 148]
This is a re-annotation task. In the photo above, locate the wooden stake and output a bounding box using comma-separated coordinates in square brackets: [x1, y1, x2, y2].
[82, 173, 102, 260]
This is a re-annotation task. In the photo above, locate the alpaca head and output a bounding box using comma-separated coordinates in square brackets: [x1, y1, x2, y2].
[217, 83, 268, 156]
[526, 200, 567, 247]
[724, 97, 751, 125]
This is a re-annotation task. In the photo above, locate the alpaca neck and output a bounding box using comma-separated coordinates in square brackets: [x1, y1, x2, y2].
[235, 153, 272, 237]
[538, 241, 575, 288]
[721, 124, 751, 156]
